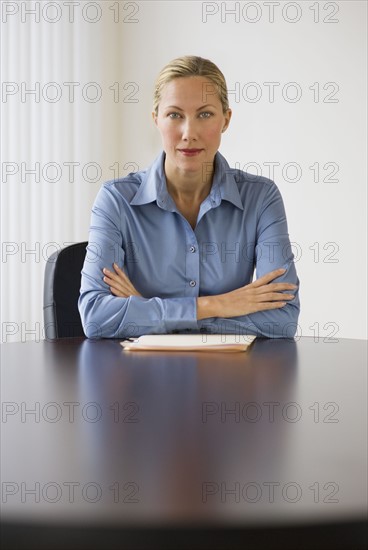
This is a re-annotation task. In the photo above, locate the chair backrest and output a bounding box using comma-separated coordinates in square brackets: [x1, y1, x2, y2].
[43, 242, 88, 339]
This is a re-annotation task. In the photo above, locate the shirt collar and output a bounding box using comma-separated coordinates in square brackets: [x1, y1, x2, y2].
[211, 151, 244, 210]
[130, 151, 166, 206]
[130, 150, 244, 211]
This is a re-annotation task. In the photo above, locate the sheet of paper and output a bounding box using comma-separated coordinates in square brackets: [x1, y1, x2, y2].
[120, 334, 256, 352]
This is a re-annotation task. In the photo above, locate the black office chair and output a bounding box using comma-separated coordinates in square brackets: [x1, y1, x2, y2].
[43, 242, 88, 339]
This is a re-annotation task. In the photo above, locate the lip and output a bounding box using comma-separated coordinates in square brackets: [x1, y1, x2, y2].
[178, 149, 204, 156]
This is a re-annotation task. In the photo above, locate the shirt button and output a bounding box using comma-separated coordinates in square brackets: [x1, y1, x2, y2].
[189, 245, 196, 253]
[189, 280, 196, 287]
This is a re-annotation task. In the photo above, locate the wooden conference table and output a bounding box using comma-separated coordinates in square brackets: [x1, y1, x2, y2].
[1, 336, 367, 549]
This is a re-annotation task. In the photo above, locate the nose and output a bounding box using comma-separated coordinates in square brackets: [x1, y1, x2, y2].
[181, 117, 198, 141]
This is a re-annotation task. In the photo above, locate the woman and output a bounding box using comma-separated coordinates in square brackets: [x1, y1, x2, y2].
[78, 55, 300, 339]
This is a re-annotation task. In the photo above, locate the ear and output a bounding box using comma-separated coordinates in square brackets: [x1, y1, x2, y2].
[152, 111, 158, 127]
[222, 108, 232, 132]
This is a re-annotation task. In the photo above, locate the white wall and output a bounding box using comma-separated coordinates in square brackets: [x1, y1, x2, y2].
[1, 0, 367, 341]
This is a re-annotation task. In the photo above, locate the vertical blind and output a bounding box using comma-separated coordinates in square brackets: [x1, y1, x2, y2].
[1, 2, 124, 342]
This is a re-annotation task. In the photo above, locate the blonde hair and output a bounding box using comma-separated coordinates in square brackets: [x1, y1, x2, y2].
[153, 55, 229, 116]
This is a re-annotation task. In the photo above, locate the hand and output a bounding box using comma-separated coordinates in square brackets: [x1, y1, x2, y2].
[197, 268, 298, 320]
[103, 263, 142, 298]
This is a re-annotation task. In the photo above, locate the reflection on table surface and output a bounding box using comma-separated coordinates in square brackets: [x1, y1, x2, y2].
[1, 337, 367, 543]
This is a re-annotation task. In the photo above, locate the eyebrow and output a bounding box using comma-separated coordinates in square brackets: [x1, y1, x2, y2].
[164, 104, 217, 111]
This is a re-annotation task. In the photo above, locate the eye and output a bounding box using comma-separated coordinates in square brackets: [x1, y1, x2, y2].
[199, 111, 213, 118]
[168, 112, 181, 119]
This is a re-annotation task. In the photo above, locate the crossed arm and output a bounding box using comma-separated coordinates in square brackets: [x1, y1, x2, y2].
[103, 263, 298, 320]
[79, 182, 300, 339]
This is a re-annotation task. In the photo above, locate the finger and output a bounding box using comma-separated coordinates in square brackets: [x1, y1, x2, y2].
[257, 292, 295, 302]
[103, 267, 120, 281]
[264, 282, 298, 291]
[256, 282, 297, 295]
[112, 262, 127, 277]
[103, 266, 141, 297]
[256, 301, 288, 311]
[108, 281, 132, 297]
[113, 265, 139, 292]
[112, 265, 138, 293]
[103, 268, 135, 293]
[103, 265, 128, 279]
[251, 268, 287, 288]
[112, 263, 131, 281]
[104, 267, 125, 280]
[110, 287, 130, 298]
[103, 275, 129, 292]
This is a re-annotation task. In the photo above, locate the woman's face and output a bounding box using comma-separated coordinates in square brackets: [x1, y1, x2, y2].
[152, 76, 232, 178]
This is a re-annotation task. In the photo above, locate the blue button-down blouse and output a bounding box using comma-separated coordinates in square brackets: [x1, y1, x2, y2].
[78, 150, 300, 339]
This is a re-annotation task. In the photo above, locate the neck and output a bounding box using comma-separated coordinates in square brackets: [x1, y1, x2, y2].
[164, 160, 214, 203]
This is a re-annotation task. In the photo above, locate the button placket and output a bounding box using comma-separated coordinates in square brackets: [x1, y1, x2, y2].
[185, 231, 199, 296]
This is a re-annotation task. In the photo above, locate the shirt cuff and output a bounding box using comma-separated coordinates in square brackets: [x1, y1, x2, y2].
[161, 297, 198, 332]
